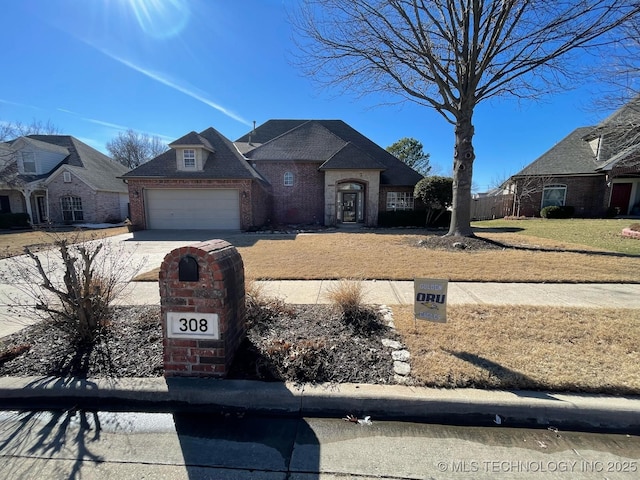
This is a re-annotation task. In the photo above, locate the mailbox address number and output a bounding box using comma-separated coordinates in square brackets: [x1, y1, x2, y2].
[167, 312, 219, 339]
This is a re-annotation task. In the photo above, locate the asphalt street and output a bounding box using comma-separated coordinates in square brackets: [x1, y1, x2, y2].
[0, 410, 638, 479]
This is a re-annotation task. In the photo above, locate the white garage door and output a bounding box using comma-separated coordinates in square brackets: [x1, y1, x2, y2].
[145, 189, 240, 230]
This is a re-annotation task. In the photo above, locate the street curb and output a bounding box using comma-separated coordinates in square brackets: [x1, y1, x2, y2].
[0, 376, 639, 433]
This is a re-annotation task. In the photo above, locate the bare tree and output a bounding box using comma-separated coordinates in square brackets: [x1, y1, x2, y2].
[106, 129, 167, 169]
[292, 0, 639, 236]
[0, 119, 60, 142]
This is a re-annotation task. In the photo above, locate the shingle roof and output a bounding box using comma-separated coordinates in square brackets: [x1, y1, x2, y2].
[22, 135, 128, 192]
[238, 120, 422, 185]
[319, 142, 385, 170]
[513, 127, 599, 176]
[169, 131, 215, 151]
[244, 121, 347, 161]
[123, 126, 266, 182]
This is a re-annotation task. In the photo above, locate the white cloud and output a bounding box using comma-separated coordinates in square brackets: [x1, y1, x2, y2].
[92, 46, 251, 127]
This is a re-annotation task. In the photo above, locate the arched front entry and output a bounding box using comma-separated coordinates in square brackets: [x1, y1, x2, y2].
[336, 182, 365, 223]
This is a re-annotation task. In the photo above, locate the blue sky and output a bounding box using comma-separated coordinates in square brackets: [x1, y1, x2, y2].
[0, 0, 618, 192]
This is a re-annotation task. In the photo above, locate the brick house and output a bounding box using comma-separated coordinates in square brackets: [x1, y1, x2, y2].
[0, 135, 129, 225]
[123, 120, 423, 230]
[504, 99, 640, 218]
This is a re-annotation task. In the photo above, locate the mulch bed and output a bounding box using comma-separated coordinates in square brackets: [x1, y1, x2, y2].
[415, 235, 504, 251]
[0, 304, 402, 385]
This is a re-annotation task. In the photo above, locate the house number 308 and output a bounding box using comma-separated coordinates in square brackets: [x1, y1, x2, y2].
[179, 318, 209, 332]
[167, 312, 219, 339]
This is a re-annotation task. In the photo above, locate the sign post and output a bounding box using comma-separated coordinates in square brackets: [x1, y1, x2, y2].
[414, 278, 448, 324]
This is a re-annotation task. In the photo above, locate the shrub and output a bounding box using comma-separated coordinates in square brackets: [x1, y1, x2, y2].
[378, 210, 426, 227]
[325, 279, 367, 318]
[325, 279, 382, 333]
[414, 176, 454, 226]
[0, 213, 30, 229]
[540, 205, 574, 219]
[4, 232, 145, 345]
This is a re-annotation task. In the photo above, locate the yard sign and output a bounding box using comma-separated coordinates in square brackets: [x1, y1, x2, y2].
[414, 278, 448, 323]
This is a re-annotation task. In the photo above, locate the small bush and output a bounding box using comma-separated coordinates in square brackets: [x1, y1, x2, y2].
[262, 338, 329, 383]
[378, 211, 426, 227]
[4, 232, 145, 345]
[325, 279, 382, 333]
[0, 213, 30, 229]
[325, 279, 367, 318]
[540, 205, 574, 219]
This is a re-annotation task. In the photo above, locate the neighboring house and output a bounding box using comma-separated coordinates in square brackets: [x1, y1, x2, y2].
[123, 120, 424, 230]
[496, 98, 640, 218]
[0, 135, 130, 225]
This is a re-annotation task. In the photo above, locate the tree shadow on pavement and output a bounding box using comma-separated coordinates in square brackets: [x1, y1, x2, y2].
[0, 408, 103, 480]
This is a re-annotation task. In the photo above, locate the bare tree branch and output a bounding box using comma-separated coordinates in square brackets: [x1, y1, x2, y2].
[106, 129, 167, 169]
[291, 0, 640, 236]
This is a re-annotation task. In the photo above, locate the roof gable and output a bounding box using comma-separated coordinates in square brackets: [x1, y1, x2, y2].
[245, 121, 346, 161]
[238, 119, 423, 186]
[123, 126, 266, 182]
[515, 127, 599, 177]
[6, 135, 128, 192]
[169, 131, 215, 151]
[319, 142, 385, 170]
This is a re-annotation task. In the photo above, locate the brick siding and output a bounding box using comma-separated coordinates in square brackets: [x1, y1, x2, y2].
[47, 173, 123, 223]
[159, 240, 246, 378]
[252, 161, 325, 225]
[515, 175, 607, 217]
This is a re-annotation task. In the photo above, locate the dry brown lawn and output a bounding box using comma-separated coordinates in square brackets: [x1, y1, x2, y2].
[233, 232, 640, 283]
[0, 226, 130, 259]
[393, 304, 640, 394]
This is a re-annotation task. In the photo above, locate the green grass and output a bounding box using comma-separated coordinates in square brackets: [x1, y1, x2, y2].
[472, 218, 640, 255]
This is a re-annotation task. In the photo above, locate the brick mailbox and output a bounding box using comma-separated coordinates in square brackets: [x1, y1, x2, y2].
[159, 239, 246, 378]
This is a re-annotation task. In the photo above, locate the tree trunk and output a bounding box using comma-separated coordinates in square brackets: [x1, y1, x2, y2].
[447, 111, 475, 237]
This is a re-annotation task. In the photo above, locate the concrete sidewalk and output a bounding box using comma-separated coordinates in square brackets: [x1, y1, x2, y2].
[117, 280, 640, 308]
[0, 376, 638, 433]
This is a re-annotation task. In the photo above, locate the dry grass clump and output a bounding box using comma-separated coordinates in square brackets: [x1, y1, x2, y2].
[325, 279, 367, 316]
[325, 279, 382, 333]
[245, 279, 294, 329]
[394, 305, 640, 394]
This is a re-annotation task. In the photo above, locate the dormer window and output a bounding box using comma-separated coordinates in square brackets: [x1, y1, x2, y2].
[183, 149, 196, 169]
[21, 152, 36, 174]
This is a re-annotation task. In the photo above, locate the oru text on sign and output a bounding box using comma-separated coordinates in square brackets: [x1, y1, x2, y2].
[167, 312, 220, 339]
[414, 278, 448, 323]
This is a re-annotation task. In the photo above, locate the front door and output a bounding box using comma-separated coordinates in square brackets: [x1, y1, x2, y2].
[342, 193, 357, 222]
[36, 196, 47, 223]
[610, 182, 632, 214]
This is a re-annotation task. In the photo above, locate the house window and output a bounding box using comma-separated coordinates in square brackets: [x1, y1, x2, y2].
[386, 192, 414, 211]
[61, 196, 83, 222]
[63, 171, 72, 183]
[21, 152, 36, 174]
[541, 184, 567, 208]
[284, 171, 294, 186]
[183, 149, 196, 168]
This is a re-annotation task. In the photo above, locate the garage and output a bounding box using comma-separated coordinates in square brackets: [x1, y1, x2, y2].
[145, 189, 240, 230]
